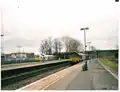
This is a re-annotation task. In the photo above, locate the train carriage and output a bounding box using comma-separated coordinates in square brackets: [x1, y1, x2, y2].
[67, 52, 83, 64]
[68, 52, 89, 64]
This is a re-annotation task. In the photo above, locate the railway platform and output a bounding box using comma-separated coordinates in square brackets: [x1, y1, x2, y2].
[19, 58, 118, 90]
[1, 59, 69, 71]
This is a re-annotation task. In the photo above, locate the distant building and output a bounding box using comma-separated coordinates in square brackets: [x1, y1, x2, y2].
[5, 52, 35, 59]
[39, 54, 56, 61]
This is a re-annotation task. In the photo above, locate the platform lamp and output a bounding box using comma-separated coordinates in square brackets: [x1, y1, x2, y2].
[80, 27, 89, 71]
[87, 42, 91, 58]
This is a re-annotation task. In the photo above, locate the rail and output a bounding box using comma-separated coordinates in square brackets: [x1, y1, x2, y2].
[1, 59, 70, 88]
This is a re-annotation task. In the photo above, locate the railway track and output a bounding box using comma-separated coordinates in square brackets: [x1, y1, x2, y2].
[1, 60, 71, 90]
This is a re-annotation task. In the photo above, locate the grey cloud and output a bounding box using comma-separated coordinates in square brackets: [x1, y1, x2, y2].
[3, 38, 40, 48]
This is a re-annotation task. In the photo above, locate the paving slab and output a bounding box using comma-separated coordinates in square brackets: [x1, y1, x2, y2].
[45, 59, 118, 90]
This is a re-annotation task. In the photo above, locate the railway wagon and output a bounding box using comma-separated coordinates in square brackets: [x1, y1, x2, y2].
[69, 52, 83, 64]
[53, 52, 84, 64]
[35, 57, 40, 61]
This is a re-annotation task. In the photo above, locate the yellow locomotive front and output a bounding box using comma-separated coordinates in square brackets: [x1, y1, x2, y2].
[70, 56, 82, 64]
[69, 53, 83, 64]
[71, 57, 80, 62]
[35, 57, 40, 61]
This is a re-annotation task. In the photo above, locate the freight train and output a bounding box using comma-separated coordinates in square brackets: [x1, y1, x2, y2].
[3, 52, 89, 64]
[54, 52, 89, 64]
[70, 53, 89, 64]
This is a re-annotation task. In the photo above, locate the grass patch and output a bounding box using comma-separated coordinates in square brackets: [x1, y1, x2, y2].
[100, 58, 118, 72]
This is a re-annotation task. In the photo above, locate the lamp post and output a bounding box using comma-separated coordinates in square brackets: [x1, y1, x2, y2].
[87, 42, 91, 62]
[1, 34, 4, 53]
[1, 34, 4, 62]
[17, 45, 21, 63]
[80, 27, 89, 71]
[87, 42, 91, 56]
[1, 9, 5, 62]
[22, 47, 24, 61]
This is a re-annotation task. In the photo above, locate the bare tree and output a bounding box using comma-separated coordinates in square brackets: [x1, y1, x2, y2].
[58, 39, 63, 53]
[116, 45, 118, 50]
[40, 40, 44, 54]
[40, 39, 48, 55]
[40, 37, 53, 55]
[90, 45, 97, 58]
[53, 38, 63, 53]
[62, 36, 82, 52]
[47, 37, 52, 55]
[90, 46, 96, 51]
[62, 36, 70, 52]
[53, 38, 58, 53]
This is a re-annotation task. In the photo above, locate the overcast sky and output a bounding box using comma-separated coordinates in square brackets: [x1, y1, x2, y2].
[0, 0, 119, 54]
